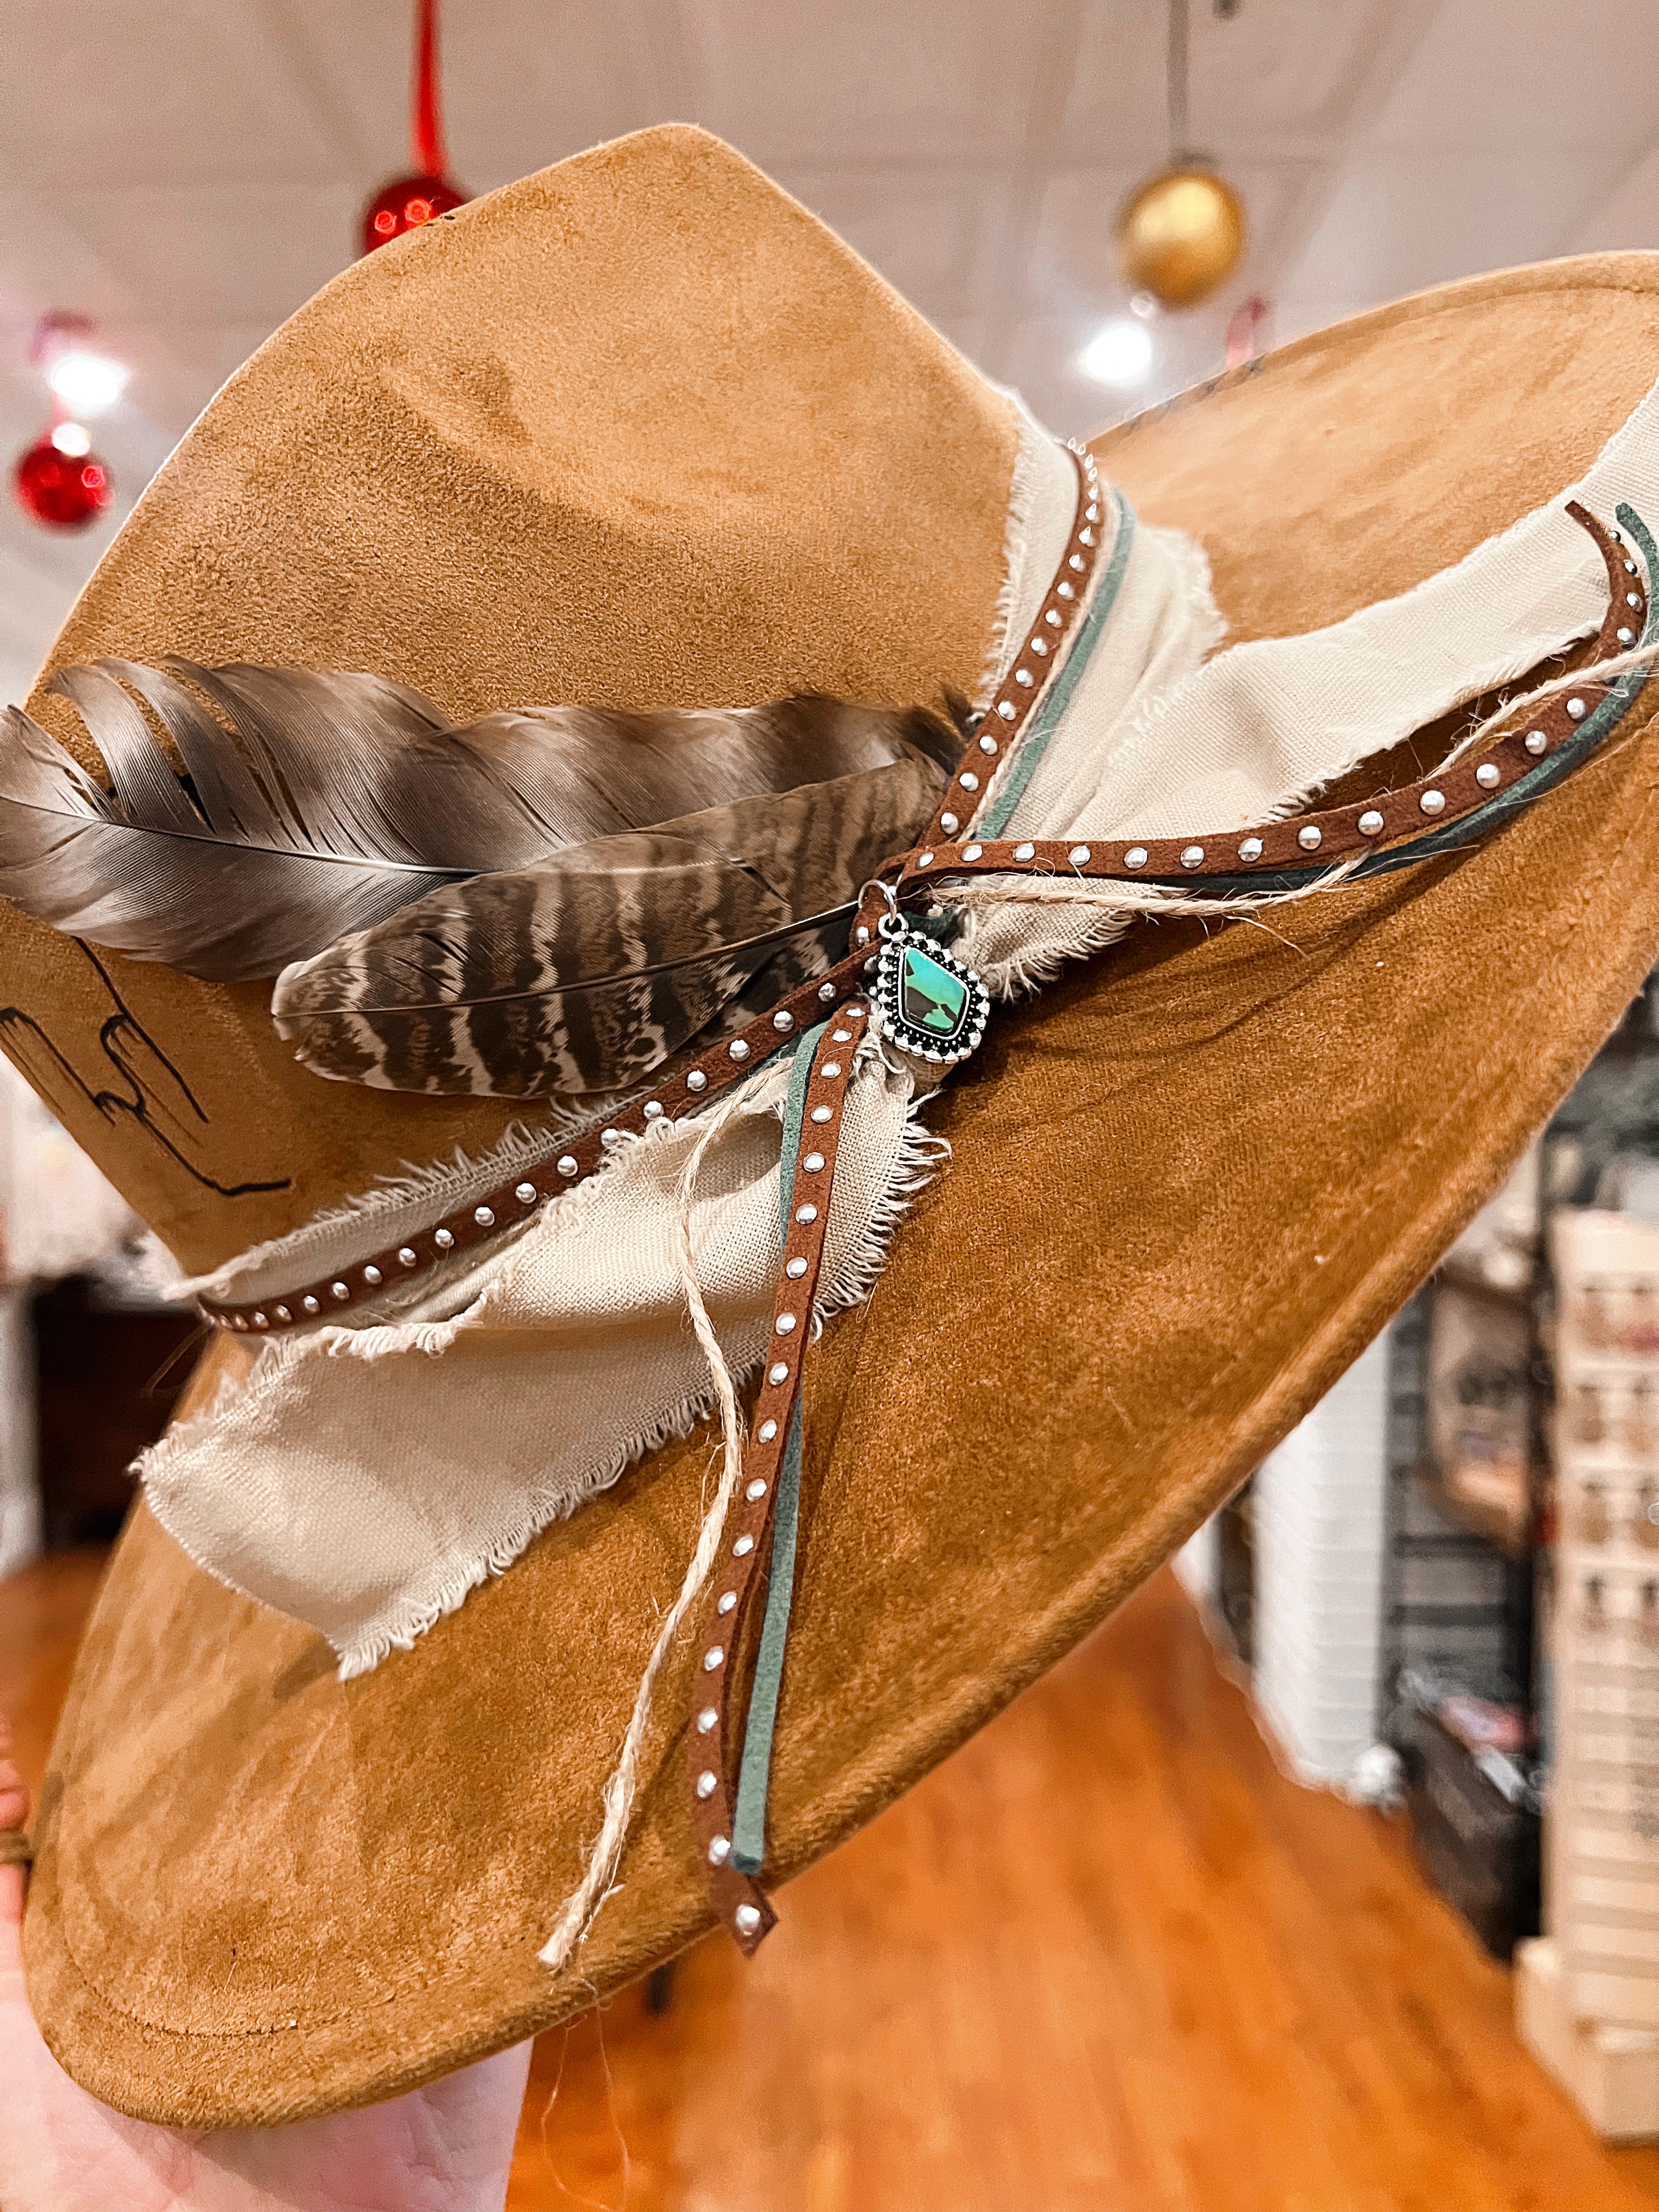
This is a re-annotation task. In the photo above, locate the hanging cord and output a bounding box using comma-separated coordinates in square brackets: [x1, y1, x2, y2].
[1167, 0, 1190, 163]
[537, 1075, 764, 1971]
[1435, 639, 1659, 771]
[411, 0, 447, 175]
[727, 1028, 824, 1874]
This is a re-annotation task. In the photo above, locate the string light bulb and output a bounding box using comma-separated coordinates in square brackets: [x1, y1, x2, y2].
[46, 349, 128, 417]
[13, 313, 117, 531]
[1081, 320, 1155, 387]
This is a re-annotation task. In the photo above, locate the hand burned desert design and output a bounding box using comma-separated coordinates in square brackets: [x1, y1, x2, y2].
[0, 940, 289, 1200]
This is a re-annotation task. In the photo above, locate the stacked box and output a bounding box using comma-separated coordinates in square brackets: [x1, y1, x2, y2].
[1549, 1207, 1659, 2034]
[1396, 1701, 1539, 1956]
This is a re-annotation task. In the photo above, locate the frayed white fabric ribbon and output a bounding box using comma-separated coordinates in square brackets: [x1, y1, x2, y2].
[142, 374, 1659, 1678]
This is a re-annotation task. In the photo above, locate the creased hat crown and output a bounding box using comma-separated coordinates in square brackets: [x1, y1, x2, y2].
[3, 124, 1019, 1272]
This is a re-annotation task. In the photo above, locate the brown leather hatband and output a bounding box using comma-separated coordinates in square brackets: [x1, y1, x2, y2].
[896, 500, 1640, 899]
[685, 1008, 862, 1953]
[198, 483, 1643, 1341]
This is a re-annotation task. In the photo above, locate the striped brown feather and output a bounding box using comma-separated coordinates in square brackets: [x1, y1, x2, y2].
[270, 753, 946, 1097]
[0, 659, 963, 981]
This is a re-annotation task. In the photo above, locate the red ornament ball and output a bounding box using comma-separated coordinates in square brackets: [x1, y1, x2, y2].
[359, 172, 467, 256]
[13, 433, 111, 531]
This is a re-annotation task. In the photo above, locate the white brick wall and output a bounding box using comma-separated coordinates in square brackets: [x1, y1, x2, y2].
[1251, 1330, 1391, 1790]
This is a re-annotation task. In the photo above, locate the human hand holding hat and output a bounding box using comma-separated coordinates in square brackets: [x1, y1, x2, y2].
[0, 1714, 530, 2212]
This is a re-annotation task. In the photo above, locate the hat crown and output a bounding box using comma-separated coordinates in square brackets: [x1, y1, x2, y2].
[5, 126, 1018, 1272]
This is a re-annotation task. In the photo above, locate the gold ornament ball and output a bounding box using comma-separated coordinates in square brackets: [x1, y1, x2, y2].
[1117, 167, 1245, 309]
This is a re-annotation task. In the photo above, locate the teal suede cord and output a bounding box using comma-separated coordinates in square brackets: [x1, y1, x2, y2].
[727, 484, 1138, 1876]
[978, 492, 1138, 837]
[730, 1398, 804, 1876]
[730, 1022, 825, 1876]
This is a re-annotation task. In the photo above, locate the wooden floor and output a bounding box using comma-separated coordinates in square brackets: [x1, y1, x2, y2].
[6, 1554, 1659, 2211]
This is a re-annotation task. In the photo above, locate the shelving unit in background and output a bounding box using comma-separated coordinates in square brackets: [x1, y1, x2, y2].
[1182, 1161, 1550, 1962]
[1378, 1257, 1543, 1963]
[1380, 1284, 1536, 1706]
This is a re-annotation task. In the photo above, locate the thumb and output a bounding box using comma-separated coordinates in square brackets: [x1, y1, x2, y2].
[0, 1722, 29, 1928]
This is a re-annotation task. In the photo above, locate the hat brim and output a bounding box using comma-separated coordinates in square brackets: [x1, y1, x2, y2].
[26, 252, 1659, 2124]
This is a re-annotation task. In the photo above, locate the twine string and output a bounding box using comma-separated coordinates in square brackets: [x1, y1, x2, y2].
[538, 1075, 761, 1971]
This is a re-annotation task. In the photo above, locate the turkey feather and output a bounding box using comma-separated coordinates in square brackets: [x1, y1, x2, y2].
[0, 658, 961, 981]
[270, 753, 945, 1096]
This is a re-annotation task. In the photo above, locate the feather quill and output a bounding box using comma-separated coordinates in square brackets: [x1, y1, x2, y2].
[0, 659, 962, 981]
[271, 753, 946, 1096]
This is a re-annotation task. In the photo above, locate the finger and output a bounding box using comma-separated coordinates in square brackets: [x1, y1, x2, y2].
[194, 2036, 535, 2211]
[0, 1750, 27, 1834]
[0, 1737, 27, 1919]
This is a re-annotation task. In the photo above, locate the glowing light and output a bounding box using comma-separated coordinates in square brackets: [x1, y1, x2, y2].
[49, 421, 92, 456]
[46, 349, 128, 417]
[14, 433, 112, 528]
[359, 172, 466, 256]
[1080, 320, 1154, 388]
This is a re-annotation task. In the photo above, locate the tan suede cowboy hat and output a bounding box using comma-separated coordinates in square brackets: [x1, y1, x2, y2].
[10, 123, 1659, 2126]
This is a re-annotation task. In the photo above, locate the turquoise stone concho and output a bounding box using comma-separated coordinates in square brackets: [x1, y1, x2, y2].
[868, 921, 990, 1065]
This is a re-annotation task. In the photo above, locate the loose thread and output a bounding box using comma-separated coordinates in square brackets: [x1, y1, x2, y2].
[1434, 637, 1659, 772]
[537, 1077, 761, 1971]
[953, 636, 1659, 936]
